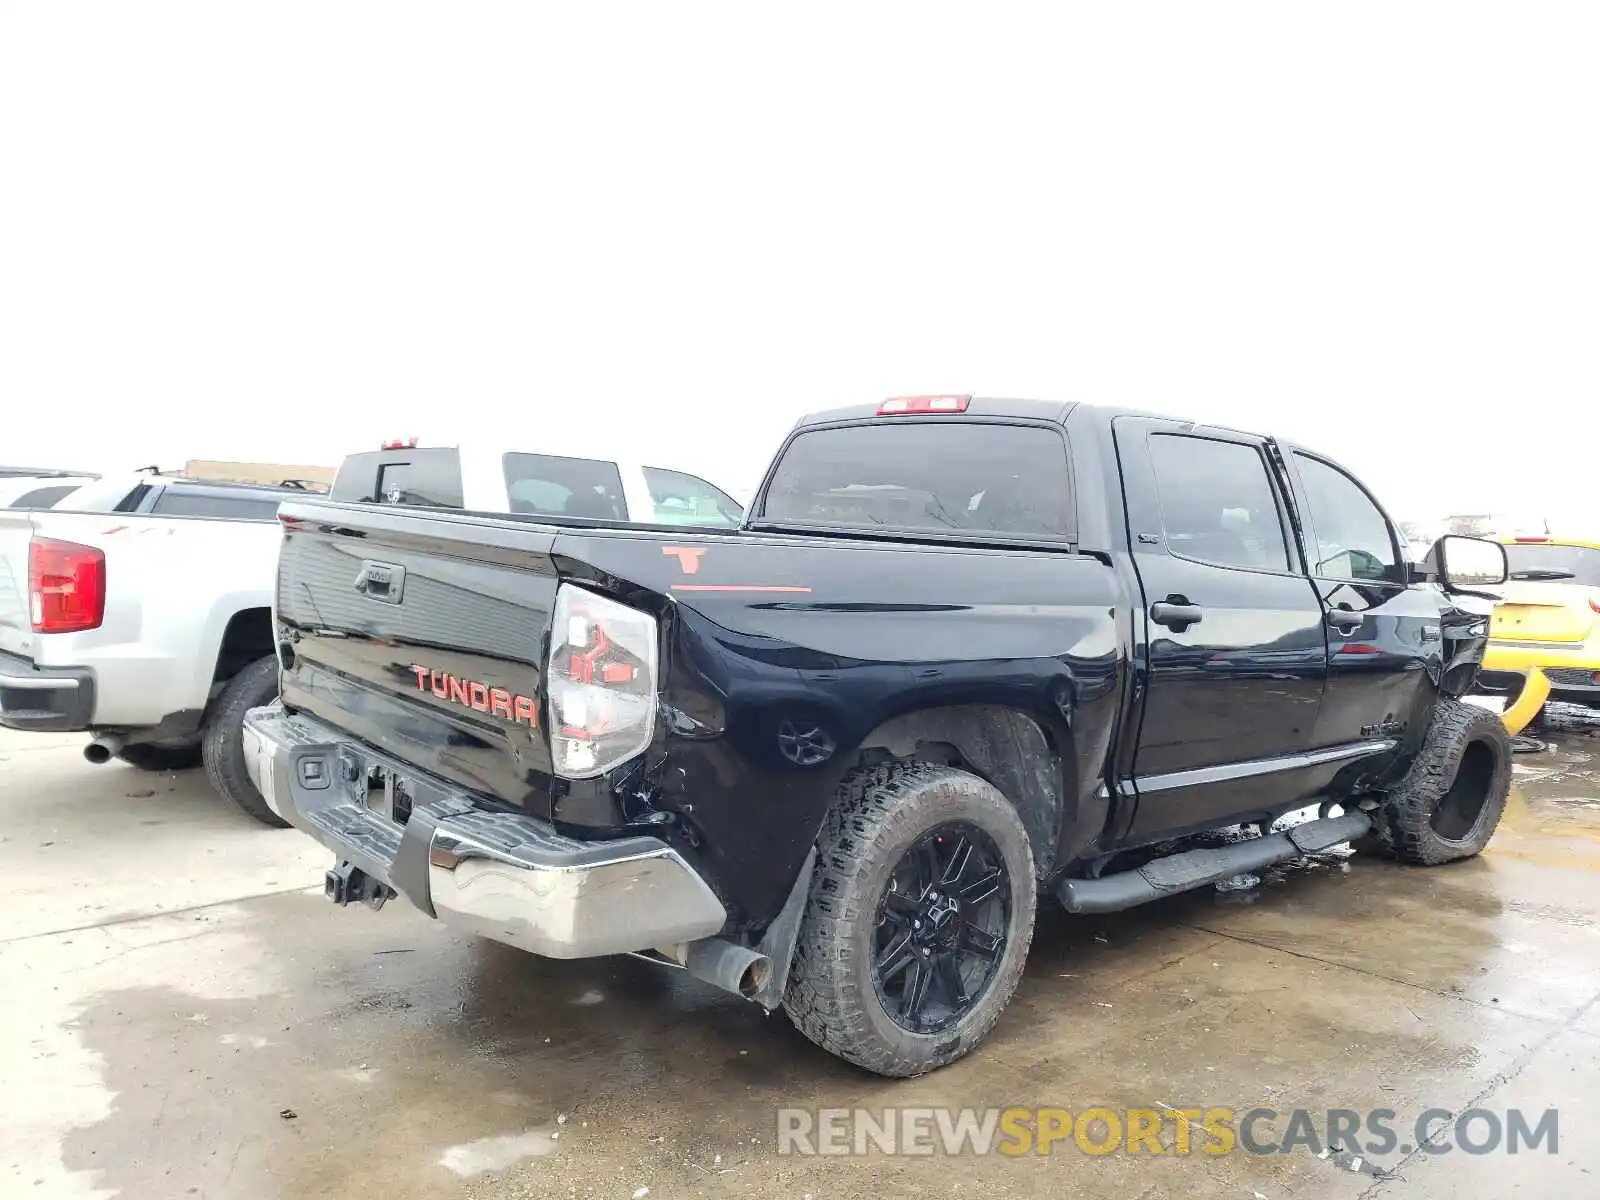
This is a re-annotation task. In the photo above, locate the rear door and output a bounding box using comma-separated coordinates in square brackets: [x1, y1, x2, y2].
[1281, 447, 1449, 753]
[1114, 418, 1329, 839]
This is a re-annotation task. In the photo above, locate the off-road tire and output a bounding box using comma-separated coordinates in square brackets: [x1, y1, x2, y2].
[202, 656, 287, 828]
[782, 761, 1036, 1077]
[1366, 698, 1511, 865]
[117, 741, 202, 771]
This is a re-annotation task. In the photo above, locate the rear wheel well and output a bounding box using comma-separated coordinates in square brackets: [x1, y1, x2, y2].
[849, 704, 1068, 881]
[212, 608, 275, 685]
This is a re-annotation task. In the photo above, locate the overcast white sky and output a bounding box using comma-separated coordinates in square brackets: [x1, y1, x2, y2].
[2, 3, 1596, 525]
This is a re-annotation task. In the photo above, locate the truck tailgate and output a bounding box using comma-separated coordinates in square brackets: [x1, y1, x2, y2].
[0, 512, 36, 658]
[275, 504, 560, 811]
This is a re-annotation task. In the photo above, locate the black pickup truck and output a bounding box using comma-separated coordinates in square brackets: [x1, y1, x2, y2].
[244, 396, 1512, 1077]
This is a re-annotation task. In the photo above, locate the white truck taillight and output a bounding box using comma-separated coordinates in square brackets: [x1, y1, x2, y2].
[547, 583, 659, 778]
[29, 537, 106, 634]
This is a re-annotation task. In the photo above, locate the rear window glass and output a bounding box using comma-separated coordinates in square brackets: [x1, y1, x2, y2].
[331, 449, 464, 508]
[149, 490, 282, 520]
[503, 453, 627, 521]
[759, 422, 1074, 539]
[1504, 543, 1600, 586]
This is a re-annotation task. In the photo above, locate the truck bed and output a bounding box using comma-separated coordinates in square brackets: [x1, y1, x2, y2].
[273, 497, 1129, 925]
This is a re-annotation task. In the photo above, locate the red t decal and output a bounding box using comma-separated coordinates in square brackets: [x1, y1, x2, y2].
[662, 546, 707, 575]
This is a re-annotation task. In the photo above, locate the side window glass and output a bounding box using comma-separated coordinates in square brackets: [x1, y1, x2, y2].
[1148, 434, 1291, 572]
[1293, 454, 1400, 582]
[642, 467, 743, 527]
[502, 453, 627, 520]
[149, 491, 281, 520]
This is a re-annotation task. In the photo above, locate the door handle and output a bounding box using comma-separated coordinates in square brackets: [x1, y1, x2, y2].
[1326, 609, 1364, 632]
[1150, 599, 1204, 630]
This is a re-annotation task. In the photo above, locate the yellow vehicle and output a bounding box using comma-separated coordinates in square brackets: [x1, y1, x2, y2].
[1481, 536, 1600, 732]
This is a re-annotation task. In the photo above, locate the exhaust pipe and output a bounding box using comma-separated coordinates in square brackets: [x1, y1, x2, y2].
[683, 938, 771, 1000]
[83, 734, 126, 765]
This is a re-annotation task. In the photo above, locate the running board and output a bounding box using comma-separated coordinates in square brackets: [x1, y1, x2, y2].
[1055, 811, 1372, 915]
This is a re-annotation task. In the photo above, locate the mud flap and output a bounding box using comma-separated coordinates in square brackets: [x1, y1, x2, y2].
[752, 847, 816, 1010]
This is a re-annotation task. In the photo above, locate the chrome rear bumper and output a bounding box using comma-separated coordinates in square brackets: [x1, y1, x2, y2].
[241, 702, 727, 958]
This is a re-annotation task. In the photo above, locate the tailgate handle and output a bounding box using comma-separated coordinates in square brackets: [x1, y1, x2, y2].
[354, 561, 406, 604]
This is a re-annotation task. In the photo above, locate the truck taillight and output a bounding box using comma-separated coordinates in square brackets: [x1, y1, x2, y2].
[29, 537, 106, 634]
[547, 584, 658, 778]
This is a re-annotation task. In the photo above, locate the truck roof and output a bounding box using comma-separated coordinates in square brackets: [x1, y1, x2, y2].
[792, 396, 1280, 444]
[794, 397, 1078, 428]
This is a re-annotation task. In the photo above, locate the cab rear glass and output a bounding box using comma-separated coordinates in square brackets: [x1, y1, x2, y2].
[759, 421, 1075, 541]
[1504, 543, 1600, 586]
[332, 449, 464, 508]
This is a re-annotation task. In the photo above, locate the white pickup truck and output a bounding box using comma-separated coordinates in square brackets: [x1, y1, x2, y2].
[328, 439, 747, 525]
[0, 472, 319, 825]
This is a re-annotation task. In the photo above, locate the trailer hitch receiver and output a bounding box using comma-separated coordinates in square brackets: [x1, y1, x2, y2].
[325, 861, 394, 910]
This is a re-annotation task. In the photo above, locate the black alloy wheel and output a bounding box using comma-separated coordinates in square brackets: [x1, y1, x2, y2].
[784, 761, 1036, 1076]
[871, 821, 1010, 1034]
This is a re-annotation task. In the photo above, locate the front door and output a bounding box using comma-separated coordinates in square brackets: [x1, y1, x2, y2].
[1113, 418, 1329, 840]
[1280, 447, 1444, 761]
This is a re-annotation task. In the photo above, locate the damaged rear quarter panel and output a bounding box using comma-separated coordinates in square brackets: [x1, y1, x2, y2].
[556, 528, 1126, 929]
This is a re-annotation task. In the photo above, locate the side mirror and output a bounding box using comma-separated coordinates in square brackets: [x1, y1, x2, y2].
[1425, 535, 1508, 590]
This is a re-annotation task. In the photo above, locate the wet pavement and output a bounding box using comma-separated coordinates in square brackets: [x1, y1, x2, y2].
[3, 726, 1598, 1198]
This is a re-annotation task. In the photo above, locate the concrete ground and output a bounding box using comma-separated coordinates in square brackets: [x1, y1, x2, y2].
[3, 727, 1598, 1199]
